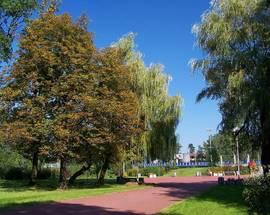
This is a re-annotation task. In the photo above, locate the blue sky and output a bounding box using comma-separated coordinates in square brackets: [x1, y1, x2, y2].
[60, 0, 221, 152]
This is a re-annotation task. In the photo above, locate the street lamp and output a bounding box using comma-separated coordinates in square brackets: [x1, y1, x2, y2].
[233, 127, 241, 178]
[206, 129, 213, 166]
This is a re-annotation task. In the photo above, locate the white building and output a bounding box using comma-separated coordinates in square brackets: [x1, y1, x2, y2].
[175, 152, 191, 164]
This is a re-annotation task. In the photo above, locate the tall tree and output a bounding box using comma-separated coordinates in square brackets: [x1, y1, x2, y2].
[196, 145, 205, 162]
[114, 34, 182, 162]
[208, 133, 235, 162]
[203, 139, 219, 164]
[205, 132, 259, 163]
[192, 0, 270, 174]
[68, 37, 142, 186]
[94, 47, 141, 185]
[0, 10, 96, 186]
[33, 13, 96, 188]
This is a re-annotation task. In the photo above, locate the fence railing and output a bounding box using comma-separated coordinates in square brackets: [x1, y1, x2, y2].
[140, 162, 209, 167]
[140, 160, 261, 168]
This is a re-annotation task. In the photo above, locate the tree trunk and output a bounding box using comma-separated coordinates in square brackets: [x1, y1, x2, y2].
[97, 156, 110, 185]
[68, 161, 92, 185]
[122, 161, 126, 176]
[29, 151, 38, 185]
[260, 108, 270, 175]
[59, 157, 68, 189]
[261, 136, 270, 176]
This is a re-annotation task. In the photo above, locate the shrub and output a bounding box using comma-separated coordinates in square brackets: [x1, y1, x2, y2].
[248, 160, 257, 172]
[5, 167, 30, 180]
[37, 168, 52, 179]
[223, 166, 236, 172]
[0, 167, 7, 179]
[208, 166, 224, 173]
[208, 166, 250, 175]
[127, 168, 139, 177]
[106, 169, 116, 178]
[0, 145, 31, 179]
[240, 166, 250, 175]
[243, 175, 270, 214]
[140, 166, 167, 176]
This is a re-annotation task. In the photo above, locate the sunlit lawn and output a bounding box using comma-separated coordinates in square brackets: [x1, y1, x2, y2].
[160, 185, 248, 215]
[165, 167, 208, 177]
[0, 178, 148, 211]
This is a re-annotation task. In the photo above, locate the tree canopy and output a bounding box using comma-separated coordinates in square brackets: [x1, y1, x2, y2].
[193, 0, 270, 174]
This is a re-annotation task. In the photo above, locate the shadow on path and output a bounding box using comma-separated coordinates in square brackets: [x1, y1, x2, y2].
[3, 202, 146, 215]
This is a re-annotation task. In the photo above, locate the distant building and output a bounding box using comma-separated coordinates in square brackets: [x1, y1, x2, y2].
[43, 162, 60, 169]
[175, 152, 191, 163]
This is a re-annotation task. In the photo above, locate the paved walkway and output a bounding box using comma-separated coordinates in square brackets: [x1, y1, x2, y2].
[4, 176, 218, 215]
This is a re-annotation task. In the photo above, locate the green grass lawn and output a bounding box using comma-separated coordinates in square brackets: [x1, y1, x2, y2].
[0, 178, 148, 211]
[160, 185, 248, 215]
[165, 167, 208, 177]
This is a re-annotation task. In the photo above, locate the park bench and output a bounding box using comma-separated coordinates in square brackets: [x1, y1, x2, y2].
[116, 176, 144, 185]
[224, 171, 236, 176]
[218, 177, 244, 185]
[210, 172, 224, 176]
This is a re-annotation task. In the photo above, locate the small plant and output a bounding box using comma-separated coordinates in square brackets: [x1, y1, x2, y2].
[248, 160, 257, 175]
[240, 166, 250, 175]
[243, 175, 270, 214]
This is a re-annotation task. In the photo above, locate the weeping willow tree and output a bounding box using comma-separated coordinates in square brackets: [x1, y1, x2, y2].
[114, 33, 182, 162]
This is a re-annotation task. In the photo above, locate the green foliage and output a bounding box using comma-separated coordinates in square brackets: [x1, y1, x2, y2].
[126, 168, 139, 177]
[193, 0, 270, 172]
[0, 0, 37, 62]
[203, 139, 220, 164]
[0, 144, 31, 179]
[105, 169, 117, 179]
[188, 143, 195, 154]
[239, 166, 250, 175]
[204, 133, 259, 164]
[204, 133, 235, 163]
[208, 167, 225, 174]
[114, 34, 182, 162]
[243, 176, 270, 215]
[196, 145, 205, 162]
[139, 166, 168, 177]
[5, 167, 30, 180]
